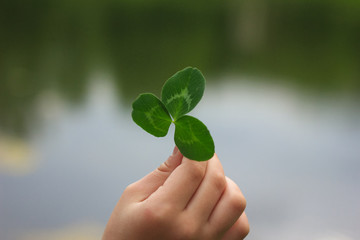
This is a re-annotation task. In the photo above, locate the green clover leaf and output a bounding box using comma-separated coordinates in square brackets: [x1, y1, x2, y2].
[131, 67, 215, 161]
[132, 93, 172, 137]
[174, 115, 214, 161]
[161, 67, 205, 121]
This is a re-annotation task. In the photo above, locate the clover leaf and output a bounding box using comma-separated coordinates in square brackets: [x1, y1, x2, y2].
[131, 67, 215, 161]
[132, 93, 172, 137]
[161, 67, 205, 120]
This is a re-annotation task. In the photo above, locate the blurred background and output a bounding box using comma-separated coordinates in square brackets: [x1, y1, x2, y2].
[1, 0, 359, 239]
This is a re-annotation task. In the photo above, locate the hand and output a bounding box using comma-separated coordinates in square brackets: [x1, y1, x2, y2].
[102, 147, 249, 240]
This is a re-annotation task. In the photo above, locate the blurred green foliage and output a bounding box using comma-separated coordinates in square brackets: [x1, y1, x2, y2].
[0, 0, 359, 136]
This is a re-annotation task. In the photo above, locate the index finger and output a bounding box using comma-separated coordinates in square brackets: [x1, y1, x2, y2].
[145, 155, 209, 210]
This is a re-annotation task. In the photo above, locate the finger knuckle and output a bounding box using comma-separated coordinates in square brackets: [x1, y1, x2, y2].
[177, 222, 201, 239]
[235, 220, 250, 239]
[188, 164, 206, 182]
[140, 202, 173, 225]
[157, 161, 172, 173]
[229, 190, 247, 214]
[210, 171, 226, 192]
[240, 222, 250, 239]
[124, 182, 138, 194]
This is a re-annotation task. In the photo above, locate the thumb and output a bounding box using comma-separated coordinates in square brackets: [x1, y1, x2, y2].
[125, 146, 183, 202]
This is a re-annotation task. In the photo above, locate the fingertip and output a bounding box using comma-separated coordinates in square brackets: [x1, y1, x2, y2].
[172, 146, 179, 155]
[158, 147, 182, 173]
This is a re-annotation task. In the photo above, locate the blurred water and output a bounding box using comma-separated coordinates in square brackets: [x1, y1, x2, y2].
[0, 76, 359, 240]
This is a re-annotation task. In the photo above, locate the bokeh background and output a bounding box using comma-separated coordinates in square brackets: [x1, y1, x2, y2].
[1, 0, 360, 239]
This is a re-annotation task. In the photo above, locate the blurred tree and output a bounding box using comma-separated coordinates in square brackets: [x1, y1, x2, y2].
[0, 0, 359, 136]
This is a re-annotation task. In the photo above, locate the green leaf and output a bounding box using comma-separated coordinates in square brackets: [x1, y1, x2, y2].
[131, 67, 215, 161]
[174, 115, 215, 161]
[161, 67, 205, 121]
[132, 93, 172, 137]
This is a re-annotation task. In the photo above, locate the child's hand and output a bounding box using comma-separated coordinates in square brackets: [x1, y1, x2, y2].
[102, 147, 249, 240]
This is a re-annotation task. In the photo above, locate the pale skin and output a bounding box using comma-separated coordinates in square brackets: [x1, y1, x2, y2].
[103, 147, 249, 240]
